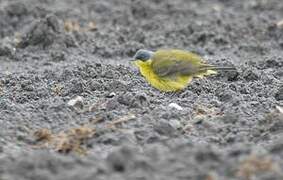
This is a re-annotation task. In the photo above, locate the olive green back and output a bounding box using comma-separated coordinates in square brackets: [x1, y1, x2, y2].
[151, 49, 205, 77]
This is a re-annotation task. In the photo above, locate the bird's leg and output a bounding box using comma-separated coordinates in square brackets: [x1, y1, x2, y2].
[161, 91, 174, 98]
[172, 89, 184, 98]
[171, 91, 177, 98]
[161, 91, 181, 98]
[169, 91, 179, 98]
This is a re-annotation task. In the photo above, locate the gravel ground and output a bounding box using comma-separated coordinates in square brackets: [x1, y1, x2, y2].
[0, 0, 283, 179]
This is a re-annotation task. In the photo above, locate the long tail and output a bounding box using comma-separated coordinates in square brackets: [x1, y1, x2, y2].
[200, 64, 236, 71]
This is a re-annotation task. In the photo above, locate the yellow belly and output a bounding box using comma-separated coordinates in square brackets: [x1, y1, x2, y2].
[134, 61, 192, 92]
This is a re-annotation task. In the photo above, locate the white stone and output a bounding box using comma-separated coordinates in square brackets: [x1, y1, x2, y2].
[67, 96, 84, 108]
[276, 106, 283, 114]
[169, 119, 182, 129]
[277, 19, 283, 29]
[108, 92, 116, 97]
[168, 103, 183, 110]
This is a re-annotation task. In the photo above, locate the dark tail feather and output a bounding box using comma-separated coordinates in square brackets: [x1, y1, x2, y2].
[211, 66, 236, 71]
[200, 64, 236, 71]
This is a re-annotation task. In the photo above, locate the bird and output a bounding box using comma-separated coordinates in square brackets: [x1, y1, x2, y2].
[131, 49, 236, 92]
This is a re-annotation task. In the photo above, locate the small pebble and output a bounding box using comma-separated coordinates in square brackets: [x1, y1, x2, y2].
[169, 119, 182, 129]
[243, 68, 260, 81]
[154, 121, 176, 136]
[275, 86, 283, 101]
[106, 92, 116, 98]
[67, 96, 84, 109]
[0, 43, 15, 57]
[275, 106, 283, 114]
[168, 103, 183, 110]
[276, 19, 283, 29]
[183, 123, 194, 132]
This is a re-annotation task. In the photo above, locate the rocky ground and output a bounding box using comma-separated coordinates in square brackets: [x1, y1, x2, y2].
[0, 0, 283, 179]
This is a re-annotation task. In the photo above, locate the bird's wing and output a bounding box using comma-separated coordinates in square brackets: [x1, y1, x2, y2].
[151, 49, 204, 77]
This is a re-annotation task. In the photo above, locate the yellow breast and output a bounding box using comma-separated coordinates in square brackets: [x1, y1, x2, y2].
[134, 60, 192, 92]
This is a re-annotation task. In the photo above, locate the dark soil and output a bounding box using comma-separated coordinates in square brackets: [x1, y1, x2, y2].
[0, 0, 283, 179]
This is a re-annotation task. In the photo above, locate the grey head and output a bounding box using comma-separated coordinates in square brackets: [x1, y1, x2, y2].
[132, 49, 154, 61]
